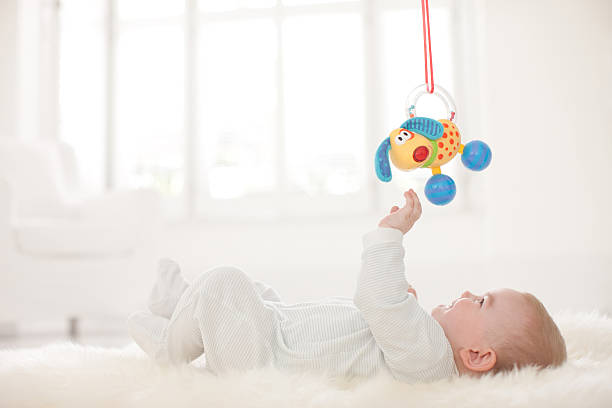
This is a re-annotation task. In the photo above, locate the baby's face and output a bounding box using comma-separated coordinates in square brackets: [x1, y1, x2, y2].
[431, 288, 528, 350]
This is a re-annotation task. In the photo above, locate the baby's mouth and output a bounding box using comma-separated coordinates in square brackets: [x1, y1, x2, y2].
[440, 299, 458, 309]
[435, 298, 458, 311]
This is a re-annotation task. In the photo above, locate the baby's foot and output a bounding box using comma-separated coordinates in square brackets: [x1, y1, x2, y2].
[127, 311, 169, 362]
[148, 259, 188, 318]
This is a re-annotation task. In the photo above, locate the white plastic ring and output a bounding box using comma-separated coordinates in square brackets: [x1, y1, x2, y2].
[405, 83, 457, 121]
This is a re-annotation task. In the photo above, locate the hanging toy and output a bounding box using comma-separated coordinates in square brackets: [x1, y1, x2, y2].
[375, 84, 491, 205]
[374, 0, 491, 206]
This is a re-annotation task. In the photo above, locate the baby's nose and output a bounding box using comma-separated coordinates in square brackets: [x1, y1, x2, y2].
[461, 290, 474, 299]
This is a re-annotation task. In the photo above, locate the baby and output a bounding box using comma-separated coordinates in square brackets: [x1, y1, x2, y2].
[128, 189, 567, 383]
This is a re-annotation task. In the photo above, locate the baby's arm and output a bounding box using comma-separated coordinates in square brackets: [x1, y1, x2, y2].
[354, 190, 453, 381]
[378, 190, 421, 300]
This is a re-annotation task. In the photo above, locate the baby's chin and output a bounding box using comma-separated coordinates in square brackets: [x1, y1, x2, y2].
[430, 304, 449, 320]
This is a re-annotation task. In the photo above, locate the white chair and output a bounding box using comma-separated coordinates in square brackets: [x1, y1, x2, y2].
[0, 140, 163, 335]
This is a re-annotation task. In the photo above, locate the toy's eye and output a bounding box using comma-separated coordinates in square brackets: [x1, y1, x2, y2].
[395, 130, 412, 145]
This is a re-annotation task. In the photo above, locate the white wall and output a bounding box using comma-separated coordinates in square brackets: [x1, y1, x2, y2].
[155, 0, 612, 318]
[0, 0, 18, 139]
[480, 0, 612, 258]
[479, 0, 612, 312]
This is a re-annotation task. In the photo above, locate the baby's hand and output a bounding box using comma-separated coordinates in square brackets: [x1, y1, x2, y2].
[378, 189, 422, 234]
[407, 286, 418, 301]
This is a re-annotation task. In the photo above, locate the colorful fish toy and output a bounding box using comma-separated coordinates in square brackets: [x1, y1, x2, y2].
[375, 84, 492, 205]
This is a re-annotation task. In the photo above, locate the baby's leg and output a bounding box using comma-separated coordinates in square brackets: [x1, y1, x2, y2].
[161, 265, 247, 364]
[162, 272, 213, 364]
[148, 259, 188, 318]
[252, 280, 282, 302]
[147, 259, 278, 319]
[181, 266, 277, 372]
[135, 265, 278, 366]
[164, 266, 278, 368]
[128, 265, 208, 364]
[127, 311, 170, 361]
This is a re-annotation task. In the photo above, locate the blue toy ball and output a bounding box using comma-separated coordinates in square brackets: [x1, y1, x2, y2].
[461, 140, 492, 171]
[425, 174, 456, 205]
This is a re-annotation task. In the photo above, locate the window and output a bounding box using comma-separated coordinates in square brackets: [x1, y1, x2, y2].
[58, 0, 107, 194]
[115, 4, 185, 198]
[58, 0, 458, 219]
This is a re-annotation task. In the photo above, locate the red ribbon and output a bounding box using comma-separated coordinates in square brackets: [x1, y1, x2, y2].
[421, 0, 434, 93]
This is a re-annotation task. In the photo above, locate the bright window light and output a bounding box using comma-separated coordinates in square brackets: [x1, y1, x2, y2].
[57, 0, 457, 217]
[283, 13, 364, 196]
[58, 0, 106, 194]
[198, 0, 276, 13]
[198, 19, 277, 200]
[283, 0, 355, 5]
[117, 0, 184, 20]
[115, 24, 185, 194]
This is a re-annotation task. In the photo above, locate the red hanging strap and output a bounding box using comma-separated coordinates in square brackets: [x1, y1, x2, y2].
[421, 0, 434, 93]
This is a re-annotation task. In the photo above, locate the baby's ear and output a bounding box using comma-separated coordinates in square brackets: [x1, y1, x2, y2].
[459, 347, 497, 373]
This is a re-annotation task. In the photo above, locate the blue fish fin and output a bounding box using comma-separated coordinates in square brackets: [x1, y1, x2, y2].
[400, 117, 444, 141]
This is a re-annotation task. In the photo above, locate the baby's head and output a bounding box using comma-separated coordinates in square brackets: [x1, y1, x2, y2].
[431, 288, 567, 376]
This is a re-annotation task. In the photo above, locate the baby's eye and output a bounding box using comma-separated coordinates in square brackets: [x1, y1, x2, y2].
[479, 298, 485, 307]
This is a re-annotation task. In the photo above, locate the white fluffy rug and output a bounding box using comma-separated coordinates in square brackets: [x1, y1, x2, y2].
[1, 311, 612, 408]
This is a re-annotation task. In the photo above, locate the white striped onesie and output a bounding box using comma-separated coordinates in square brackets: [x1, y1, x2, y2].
[152, 228, 458, 383]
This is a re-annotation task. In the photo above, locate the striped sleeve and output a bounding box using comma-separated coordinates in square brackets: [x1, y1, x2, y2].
[353, 228, 455, 381]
